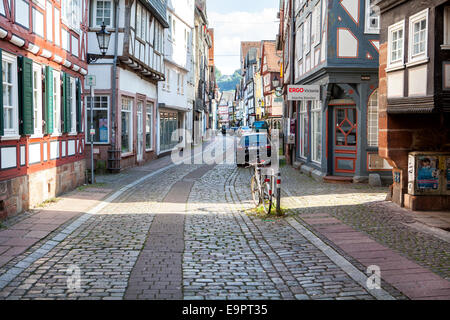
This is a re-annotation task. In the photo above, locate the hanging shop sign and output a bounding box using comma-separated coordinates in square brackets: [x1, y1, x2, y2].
[287, 85, 321, 101]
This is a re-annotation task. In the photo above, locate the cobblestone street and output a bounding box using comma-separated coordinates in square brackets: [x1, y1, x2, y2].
[0, 137, 448, 300]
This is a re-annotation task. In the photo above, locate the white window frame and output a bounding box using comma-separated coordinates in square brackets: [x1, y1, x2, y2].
[367, 89, 379, 147]
[67, 77, 77, 135]
[54, 7, 60, 46]
[303, 14, 311, 56]
[2, 52, 19, 138]
[32, 6, 44, 38]
[32, 63, 43, 137]
[52, 70, 61, 135]
[15, 0, 30, 29]
[94, 0, 112, 27]
[311, 2, 321, 47]
[408, 9, 429, 64]
[46, 1, 53, 42]
[296, 23, 303, 62]
[311, 100, 322, 164]
[365, 0, 380, 34]
[387, 20, 405, 69]
[121, 97, 133, 155]
[62, 0, 81, 33]
[86, 95, 109, 144]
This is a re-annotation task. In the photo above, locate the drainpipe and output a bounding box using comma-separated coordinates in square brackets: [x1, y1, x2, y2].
[109, 0, 120, 172]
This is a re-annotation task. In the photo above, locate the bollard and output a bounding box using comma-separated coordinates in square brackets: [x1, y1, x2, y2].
[276, 172, 281, 216]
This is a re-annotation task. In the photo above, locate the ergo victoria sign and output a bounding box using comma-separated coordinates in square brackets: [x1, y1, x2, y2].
[287, 85, 321, 101]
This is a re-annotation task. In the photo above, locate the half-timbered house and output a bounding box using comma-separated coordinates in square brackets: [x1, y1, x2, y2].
[287, 0, 392, 184]
[377, 0, 450, 210]
[260, 40, 283, 126]
[0, 0, 88, 218]
[85, 0, 167, 171]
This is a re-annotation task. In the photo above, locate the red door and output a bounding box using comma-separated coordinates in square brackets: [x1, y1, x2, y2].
[333, 107, 357, 175]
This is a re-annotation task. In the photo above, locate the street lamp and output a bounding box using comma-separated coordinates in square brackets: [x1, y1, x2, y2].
[87, 22, 111, 63]
[272, 76, 280, 88]
[272, 75, 283, 97]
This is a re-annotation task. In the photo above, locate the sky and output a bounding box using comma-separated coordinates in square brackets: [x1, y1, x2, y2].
[207, 0, 280, 75]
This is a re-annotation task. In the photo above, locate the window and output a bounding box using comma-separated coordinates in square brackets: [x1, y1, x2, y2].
[15, 0, 30, 28]
[46, 2, 53, 42]
[365, 0, 380, 33]
[32, 7, 44, 38]
[168, 15, 172, 40]
[2, 52, 19, 136]
[86, 96, 109, 143]
[121, 97, 133, 154]
[95, 0, 112, 27]
[69, 77, 77, 134]
[409, 9, 428, 62]
[62, 0, 81, 31]
[311, 101, 322, 163]
[71, 35, 79, 57]
[52, 70, 61, 134]
[54, 8, 60, 46]
[367, 89, 378, 147]
[135, 2, 146, 39]
[159, 111, 178, 152]
[177, 73, 181, 94]
[299, 102, 308, 158]
[145, 103, 153, 150]
[311, 2, 321, 46]
[303, 14, 311, 56]
[62, 28, 69, 51]
[387, 20, 405, 67]
[444, 7, 450, 47]
[32, 64, 43, 136]
[172, 19, 176, 43]
[296, 24, 303, 62]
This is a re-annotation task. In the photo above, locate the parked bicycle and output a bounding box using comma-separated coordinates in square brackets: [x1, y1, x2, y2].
[248, 159, 276, 215]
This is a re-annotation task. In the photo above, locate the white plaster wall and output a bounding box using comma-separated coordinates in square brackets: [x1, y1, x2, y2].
[119, 68, 157, 99]
[387, 70, 404, 98]
[87, 64, 112, 90]
[408, 65, 427, 97]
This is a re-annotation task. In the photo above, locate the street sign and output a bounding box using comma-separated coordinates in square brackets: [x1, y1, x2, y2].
[287, 85, 320, 101]
[86, 75, 96, 87]
[90, 129, 96, 136]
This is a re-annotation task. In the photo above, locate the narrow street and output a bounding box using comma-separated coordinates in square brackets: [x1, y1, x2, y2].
[0, 136, 448, 300]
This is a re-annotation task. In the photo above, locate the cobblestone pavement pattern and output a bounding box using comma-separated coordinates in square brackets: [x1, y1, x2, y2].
[0, 136, 447, 300]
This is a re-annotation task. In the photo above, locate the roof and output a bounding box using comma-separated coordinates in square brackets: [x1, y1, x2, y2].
[261, 41, 281, 73]
[142, 0, 169, 28]
[240, 42, 261, 72]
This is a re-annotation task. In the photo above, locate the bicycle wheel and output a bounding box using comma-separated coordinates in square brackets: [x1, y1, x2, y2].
[250, 175, 261, 207]
[261, 180, 273, 215]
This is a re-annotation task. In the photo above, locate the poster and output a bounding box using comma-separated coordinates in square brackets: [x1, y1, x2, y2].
[417, 156, 439, 190]
[99, 118, 108, 143]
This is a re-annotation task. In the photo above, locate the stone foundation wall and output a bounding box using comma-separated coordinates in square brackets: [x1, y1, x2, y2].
[0, 159, 86, 220]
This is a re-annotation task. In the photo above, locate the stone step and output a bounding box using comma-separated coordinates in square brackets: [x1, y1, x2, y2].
[323, 176, 353, 184]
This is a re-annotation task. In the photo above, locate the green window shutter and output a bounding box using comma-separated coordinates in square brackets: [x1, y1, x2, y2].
[0, 49, 3, 136]
[63, 72, 71, 133]
[18, 56, 34, 135]
[76, 78, 82, 133]
[45, 66, 54, 134]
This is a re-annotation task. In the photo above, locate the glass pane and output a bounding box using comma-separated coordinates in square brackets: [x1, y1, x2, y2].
[336, 130, 345, 146]
[341, 120, 352, 133]
[347, 108, 357, 124]
[347, 128, 357, 146]
[336, 109, 345, 125]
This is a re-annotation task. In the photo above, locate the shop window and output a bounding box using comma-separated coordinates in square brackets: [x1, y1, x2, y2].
[86, 96, 109, 143]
